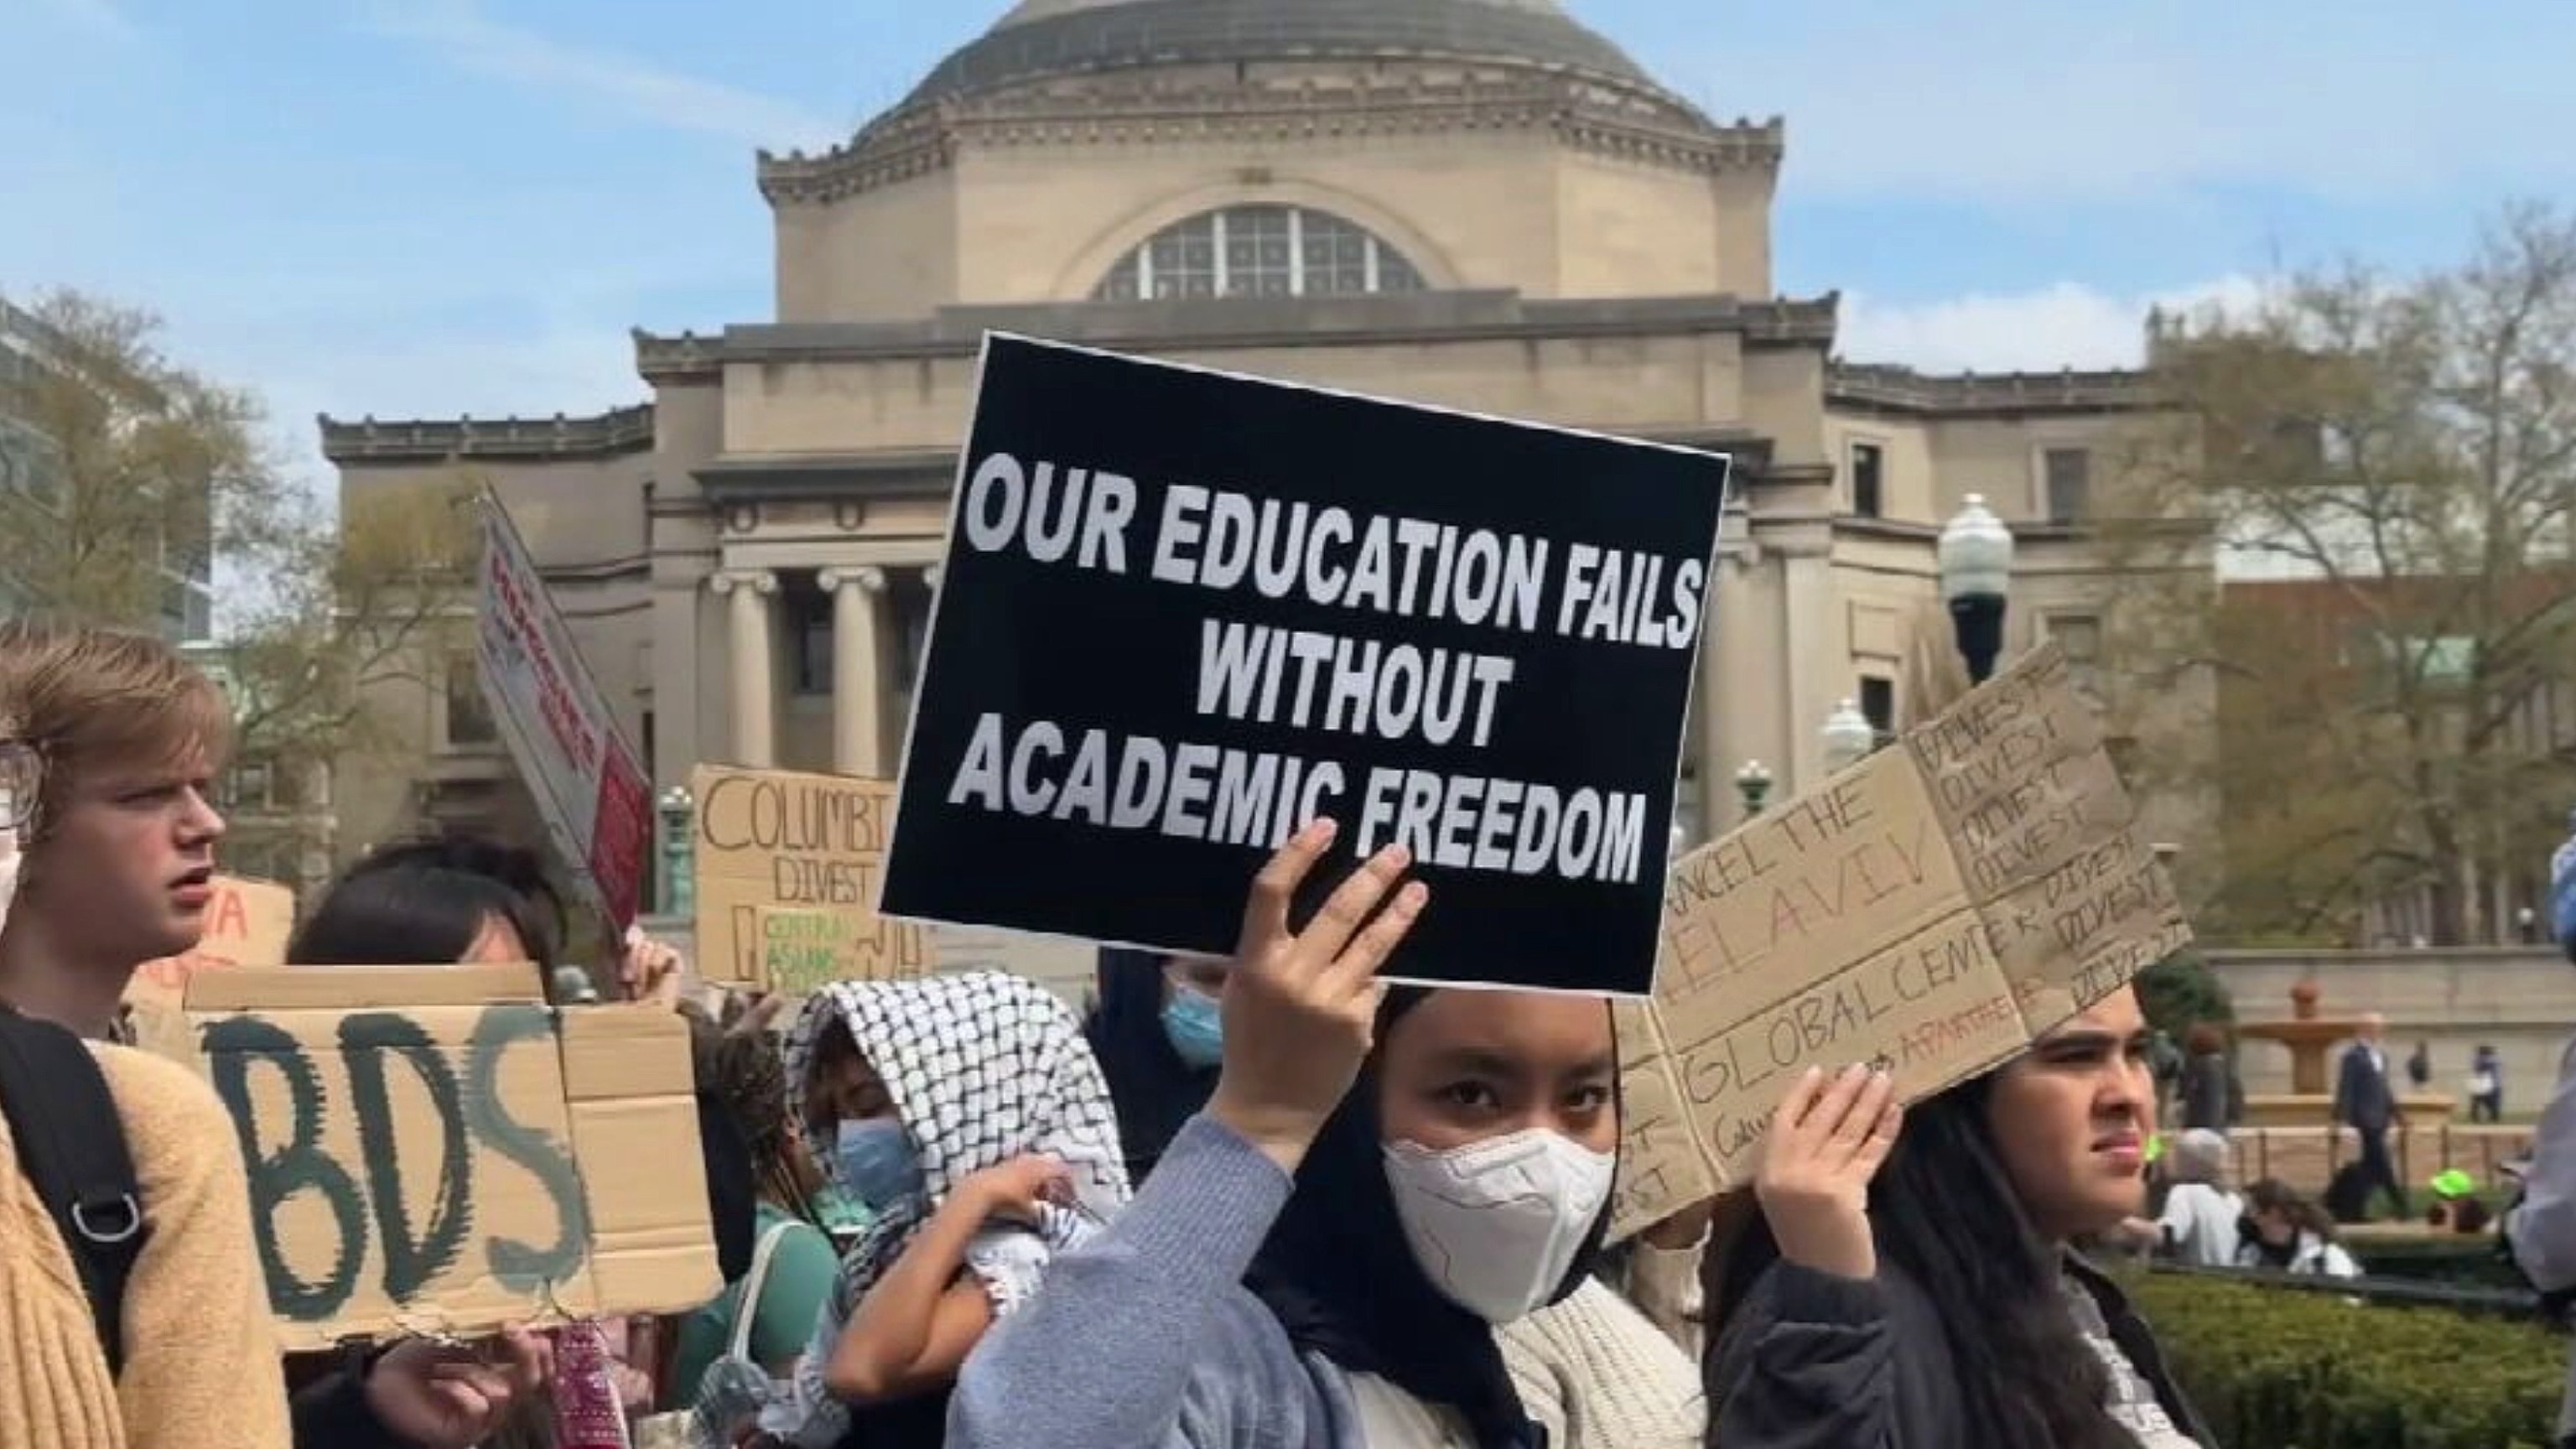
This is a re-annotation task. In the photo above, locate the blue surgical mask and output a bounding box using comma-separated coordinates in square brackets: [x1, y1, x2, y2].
[834, 1118, 923, 1211]
[1161, 984, 1224, 1069]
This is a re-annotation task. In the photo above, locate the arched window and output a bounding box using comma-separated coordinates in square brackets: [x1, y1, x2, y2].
[1092, 205, 1429, 302]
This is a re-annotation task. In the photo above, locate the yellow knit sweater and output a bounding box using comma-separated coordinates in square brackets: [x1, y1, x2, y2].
[0, 1042, 290, 1449]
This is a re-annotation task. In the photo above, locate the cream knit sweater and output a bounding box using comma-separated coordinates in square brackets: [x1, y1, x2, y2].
[0, 1041, 289, 1449]
[1498, 1265, 1707, 1449]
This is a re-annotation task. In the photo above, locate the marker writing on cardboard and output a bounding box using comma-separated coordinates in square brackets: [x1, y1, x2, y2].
[204, 1004, 591, 1322]
[1660, 806, 1939, 992]
[1672, 914, 1991, 1105]
[702, 771, 895, 910]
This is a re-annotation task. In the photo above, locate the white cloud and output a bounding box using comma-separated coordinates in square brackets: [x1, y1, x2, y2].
[1839, 275, 2265, 372]
[1664, 2, 2576, 204]
[366, 0, 841, 151]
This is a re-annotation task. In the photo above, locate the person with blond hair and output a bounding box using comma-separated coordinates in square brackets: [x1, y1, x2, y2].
[0, 620, 234, 1041]
[0, 665, 288, 1447]
[0, 619, 547, 1449]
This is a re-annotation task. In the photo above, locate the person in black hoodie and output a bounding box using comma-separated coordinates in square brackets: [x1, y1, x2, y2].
[1083, 947, 1228, 1184]
[286, 836, 643, 1446]
[1711, 985, 2214, 1449]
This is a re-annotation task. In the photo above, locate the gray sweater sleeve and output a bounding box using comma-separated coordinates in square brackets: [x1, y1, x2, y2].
[945, 1111, 1323, 1449]
[2511, 1041, 2576, 1292]
[1711, 1262, 1921, 1449]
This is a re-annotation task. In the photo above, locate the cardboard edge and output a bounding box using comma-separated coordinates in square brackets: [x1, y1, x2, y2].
[184, 961, 548, 1013]
[558, 1005, 722, 1319]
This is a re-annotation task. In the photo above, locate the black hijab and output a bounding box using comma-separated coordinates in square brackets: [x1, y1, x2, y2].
[1245, 987, 1613, 1449]
[686, 1010, 761, 1282]
[1083, 947, 1218, 1184]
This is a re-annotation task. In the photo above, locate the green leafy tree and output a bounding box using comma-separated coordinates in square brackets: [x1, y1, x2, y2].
[2109, 203, 2576, 944]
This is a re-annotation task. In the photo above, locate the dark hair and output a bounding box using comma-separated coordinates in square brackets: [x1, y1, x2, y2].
[1250, 985, 1611, 1449]
[1083, 947, 1215, 1183]
[2244, 1178, 2339, 1240]
[2184, 1021, 2229, 1057]
[704, 1025, 818, 1220]
[1713, 1072, 2127, 1449]
[288, 836, 564, 969]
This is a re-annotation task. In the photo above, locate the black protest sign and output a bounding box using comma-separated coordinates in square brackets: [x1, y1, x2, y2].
[880, 335, 1730, 995]
[182, 964, 719, 1348]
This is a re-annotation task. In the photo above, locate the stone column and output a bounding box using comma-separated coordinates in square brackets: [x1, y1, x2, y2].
[816, 565, 887, 776]
[1696, 532, 1758, 837]
[710, 569, 777, 768]
[1780, 544, 1835, 796]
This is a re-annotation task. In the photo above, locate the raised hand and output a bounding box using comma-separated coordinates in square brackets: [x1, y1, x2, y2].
[618, 927, 686, 1007]
[1209, 819, 1427, 1173]
[1754, 1064, 1901, 1282]
[965, 1152, 1074, 1225]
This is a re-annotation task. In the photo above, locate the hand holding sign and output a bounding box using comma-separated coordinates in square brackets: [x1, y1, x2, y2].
[366, 1327, 553, 1449]
[1754, 1065, 1899, 1282]
[1210, 820, 1427, 1175]
[618, 928, 685, 1007]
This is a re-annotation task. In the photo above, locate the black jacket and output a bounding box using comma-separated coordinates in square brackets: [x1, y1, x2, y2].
[1711, 1254, 2213, 1448]
[2336, 1043, 2399, 1133]
[2180, 1052, 2232, 1133]
[289, 1353, 407, 1449]
[292, 1374, 378, 1446]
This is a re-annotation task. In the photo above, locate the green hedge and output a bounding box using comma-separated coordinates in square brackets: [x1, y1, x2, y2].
[2353, 1237, 2529, 1291]
[2128, 1274, 2563, 1447]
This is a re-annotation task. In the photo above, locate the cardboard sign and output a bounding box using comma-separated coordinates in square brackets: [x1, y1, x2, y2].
[880, 334, 1731, 995]
[1606, 1000, 1708, 1241]
[128, 873, 297, 1009]
[692, 766, 926, 989]
[752, 907, 932, 993]
[127, 874, 298, 1060]
[478, 493, 653, 931]
[183, 963, 718, 1348]
[1612, 644, 2192, 1233]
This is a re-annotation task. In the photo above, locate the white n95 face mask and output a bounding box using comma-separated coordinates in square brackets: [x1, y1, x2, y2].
[1383, 1128, 1617, 1324]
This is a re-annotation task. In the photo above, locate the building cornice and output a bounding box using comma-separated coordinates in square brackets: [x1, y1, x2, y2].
[696, 451, 959, 501]
[317, 405, 655, 464]
[757, 74, 1780, 206]
[698, 426, 1768, 504]
[636, 291, 1836, 382]
[1826, 362, 2158, 418]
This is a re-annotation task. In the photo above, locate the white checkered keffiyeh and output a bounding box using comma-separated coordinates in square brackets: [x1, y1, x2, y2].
[750, 969, 1132, 1447]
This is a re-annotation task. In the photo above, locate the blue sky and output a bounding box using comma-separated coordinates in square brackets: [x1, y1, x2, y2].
[5, 0, 2569, 491]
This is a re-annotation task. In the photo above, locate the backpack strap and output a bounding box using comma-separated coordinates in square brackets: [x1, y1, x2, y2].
[727, 1218, 799, 1365]
[0, 1007, 148, 1375]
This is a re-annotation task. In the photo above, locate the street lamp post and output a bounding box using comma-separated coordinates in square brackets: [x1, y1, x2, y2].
[656, 786, 697, 918]
[1938, 493, 2015, 684]
[1734, 760, 1774, 818]
[1821, 699, 1877, 776]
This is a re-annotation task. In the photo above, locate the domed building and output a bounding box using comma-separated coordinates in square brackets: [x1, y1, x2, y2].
[322, 0, 2197, 917]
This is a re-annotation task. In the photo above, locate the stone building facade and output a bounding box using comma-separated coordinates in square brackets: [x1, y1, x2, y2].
[319, 0, 2209, 899]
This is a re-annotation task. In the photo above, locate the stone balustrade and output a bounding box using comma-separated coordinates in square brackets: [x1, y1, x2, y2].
[2207, 946, 2576, 1114]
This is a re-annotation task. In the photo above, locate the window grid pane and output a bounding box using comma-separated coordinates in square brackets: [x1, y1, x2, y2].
[1106, 206, 1427, 301]
[1223, 206, 1293, 297]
